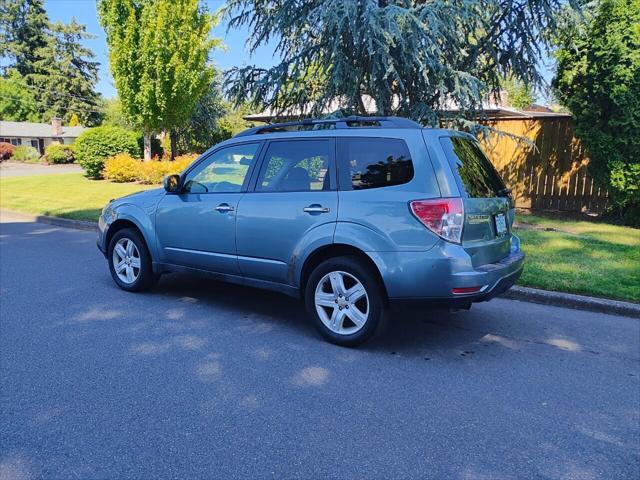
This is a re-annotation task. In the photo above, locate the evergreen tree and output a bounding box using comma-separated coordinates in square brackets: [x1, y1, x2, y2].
[98, 0, 222, 159]
[29, 20, 102, 126]
[0, 0, 49, 77]
[224, 0, 568, 128]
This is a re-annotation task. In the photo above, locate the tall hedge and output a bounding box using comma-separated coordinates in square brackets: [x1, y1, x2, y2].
[75, 126, 139, 178]
[553, 0, 640, 225]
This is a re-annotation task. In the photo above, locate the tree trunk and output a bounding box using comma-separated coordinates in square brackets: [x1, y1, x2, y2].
[356, 93, 367, 115]
[169, 130, 178, 161]
[143, 131, 152, 161]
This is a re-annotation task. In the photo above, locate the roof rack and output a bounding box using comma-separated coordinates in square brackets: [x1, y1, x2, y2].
[234, 116, 422, 137]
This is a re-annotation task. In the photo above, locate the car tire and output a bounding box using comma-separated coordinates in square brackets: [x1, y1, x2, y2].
[305, 256, 386, 347]
[107, 227, 158, 292]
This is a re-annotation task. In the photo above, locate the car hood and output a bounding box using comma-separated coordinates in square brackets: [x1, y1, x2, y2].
[110, 187, 165, 208]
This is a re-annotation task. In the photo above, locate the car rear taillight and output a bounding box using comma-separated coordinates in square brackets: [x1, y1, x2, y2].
[409, 198, 464, 244]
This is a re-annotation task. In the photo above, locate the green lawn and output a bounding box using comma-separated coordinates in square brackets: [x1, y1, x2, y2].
[1, 174, 638, 302]
[0, 173, 155, 221]
[515, 214, 639, 303]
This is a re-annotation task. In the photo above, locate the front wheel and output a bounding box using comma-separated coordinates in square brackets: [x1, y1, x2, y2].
[305, 256, 386, 347]
[107, 228, 158, 292]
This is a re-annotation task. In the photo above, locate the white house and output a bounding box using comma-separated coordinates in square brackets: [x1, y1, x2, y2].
[0, 118, 86, 155]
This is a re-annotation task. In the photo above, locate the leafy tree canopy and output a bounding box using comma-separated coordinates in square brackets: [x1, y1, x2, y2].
[101, 97, 133, 129]
[68, 113, 80, 126]
[172, 77, 258, 154]
[0, 70, 40, 121]
[224, 0, 569, 127]
[501, 75, 536, 110]
[553, 0, 640, 224]
[98, 0, 222, 159]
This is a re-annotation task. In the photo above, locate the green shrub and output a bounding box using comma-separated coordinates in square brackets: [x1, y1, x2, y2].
[0, 142, 15, 161]
[44, 144, 76, 164]
[75, 126, 139, 179]
[11, 145, 41, 163]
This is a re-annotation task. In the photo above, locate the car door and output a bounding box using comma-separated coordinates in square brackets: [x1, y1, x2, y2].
[155, 141, 262, 275]
[236, 138, 338, 284]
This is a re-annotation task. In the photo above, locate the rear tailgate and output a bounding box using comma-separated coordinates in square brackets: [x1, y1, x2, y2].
[439, 135, 514, 266]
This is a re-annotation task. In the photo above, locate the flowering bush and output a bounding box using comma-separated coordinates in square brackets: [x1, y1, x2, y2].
[0, 142, 15, 161]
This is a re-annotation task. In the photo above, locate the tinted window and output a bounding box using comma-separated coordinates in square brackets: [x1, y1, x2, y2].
[256, 140, 332, 192]
[338, 138, 413, 190]
[440, 136, 507, 198]
[183, 143, 259, 193]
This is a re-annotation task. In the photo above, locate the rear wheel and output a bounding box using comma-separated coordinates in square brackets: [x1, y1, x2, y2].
[108, 228, 158, 292]
[305, 256, 386, 346]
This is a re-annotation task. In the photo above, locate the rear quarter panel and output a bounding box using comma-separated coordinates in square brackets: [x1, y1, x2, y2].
[335, 129, 443, 252]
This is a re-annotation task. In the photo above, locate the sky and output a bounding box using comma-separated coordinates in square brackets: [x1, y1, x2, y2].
[44, 0, 280, 99]
[43, 0, 553, 102]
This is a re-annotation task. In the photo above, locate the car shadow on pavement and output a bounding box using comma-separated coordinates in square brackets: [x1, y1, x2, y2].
[145, 272, 489, 356]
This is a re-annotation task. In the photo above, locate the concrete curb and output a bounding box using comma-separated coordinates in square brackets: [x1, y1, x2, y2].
[0, 210, 97, 231]
[2, 209, 638, 318]
[502, 286, 640, 319]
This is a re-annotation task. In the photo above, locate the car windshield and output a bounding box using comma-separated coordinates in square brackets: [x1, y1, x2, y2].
[440, 136, 508, 198]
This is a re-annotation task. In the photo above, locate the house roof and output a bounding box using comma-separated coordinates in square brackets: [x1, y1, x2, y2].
[243, 95, 571, 123]
[0, 121, 86, 138]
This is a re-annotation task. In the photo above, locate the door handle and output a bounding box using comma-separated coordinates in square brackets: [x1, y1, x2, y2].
[303, 205, 330, 214]
[215, 203, 234, 213]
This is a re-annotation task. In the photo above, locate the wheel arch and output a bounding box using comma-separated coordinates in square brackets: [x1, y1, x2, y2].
[106, 219, 146, 254]
[105, 218, 140, 248]
[299, 243, 389, 304]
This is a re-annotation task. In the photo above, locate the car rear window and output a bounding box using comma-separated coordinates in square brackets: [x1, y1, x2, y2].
[439, 136, 508, 198]
[337, 137, 413, 190]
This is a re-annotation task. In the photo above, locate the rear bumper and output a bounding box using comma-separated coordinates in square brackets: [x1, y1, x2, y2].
[450, 250, 525, 302]
[370, 238, 525, 307]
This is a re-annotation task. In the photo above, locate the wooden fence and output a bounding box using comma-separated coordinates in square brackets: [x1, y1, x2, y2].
[479, 116, 609, 213]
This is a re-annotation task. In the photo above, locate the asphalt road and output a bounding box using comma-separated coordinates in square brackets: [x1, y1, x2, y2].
[0, 161, 83, 178]
[1, 217, 638, 480]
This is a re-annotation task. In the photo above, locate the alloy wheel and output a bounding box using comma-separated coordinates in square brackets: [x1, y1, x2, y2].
[314, 270, 369, 335]
[112, 237, 141, 285]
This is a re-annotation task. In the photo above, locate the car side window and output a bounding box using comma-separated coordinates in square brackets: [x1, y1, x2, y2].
[337, 137, 414, 190]
[256, 140, 332, 192]
[183, 143, 260, 194]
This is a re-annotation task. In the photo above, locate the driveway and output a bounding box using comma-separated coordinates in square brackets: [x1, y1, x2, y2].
[1, 217, 638, 479]
[0, 161, 83, 177]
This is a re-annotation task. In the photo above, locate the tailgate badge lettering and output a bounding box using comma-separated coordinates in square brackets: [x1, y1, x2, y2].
[467, 214, 490, 224]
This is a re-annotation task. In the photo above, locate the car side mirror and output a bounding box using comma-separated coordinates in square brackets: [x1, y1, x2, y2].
[163, 174, 181, 193]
